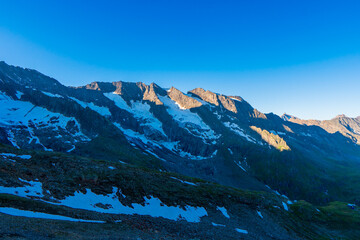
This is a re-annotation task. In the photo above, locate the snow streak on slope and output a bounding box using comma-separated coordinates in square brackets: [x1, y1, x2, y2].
[223, 122, 259, 144]
[0, 207, 105, 223]
[159, 95, 220, 142]
[69, 97, 111, 117]
[42, 91, 63, 98]
[104, 92, 166, 136]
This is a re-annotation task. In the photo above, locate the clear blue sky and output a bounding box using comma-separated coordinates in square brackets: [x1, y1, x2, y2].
[0, 0, 359, 120]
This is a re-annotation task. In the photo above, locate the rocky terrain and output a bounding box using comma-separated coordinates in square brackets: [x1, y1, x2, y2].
[1, 61, 360, 239]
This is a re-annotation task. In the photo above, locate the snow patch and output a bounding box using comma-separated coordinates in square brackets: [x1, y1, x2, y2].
[282, 202, 289, 211]
[0, 179, 44, 198]
[234, 161, 246, 172]
[170, 177, 197, 186]
[212, 222, 226, 227]
[235, 228, 248, 234]
[15, 91, 23, 99]
[217, 206, 230, 219]
[0, 153, 31, 159]
[69, 97, 111, 117]
[66, 145, 76, 153]
[0, 207, 105, 223]
[42, 91, 63, 98]
[55, 188, 207, 223]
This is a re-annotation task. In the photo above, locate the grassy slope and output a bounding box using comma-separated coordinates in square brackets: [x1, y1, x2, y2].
[1, 144, 360, 239]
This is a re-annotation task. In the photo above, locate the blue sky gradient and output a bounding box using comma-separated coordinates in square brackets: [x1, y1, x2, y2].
[0, 0, 359, 119]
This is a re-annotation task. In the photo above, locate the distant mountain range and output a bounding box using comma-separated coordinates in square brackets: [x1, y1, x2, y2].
[1, 61, 360, 239]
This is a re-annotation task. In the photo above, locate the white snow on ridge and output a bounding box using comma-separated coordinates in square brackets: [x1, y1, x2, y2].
[230, 97, 242, 102]
[104, 92, 166, 136]
[159, 95, 219, 141]
[69, 97, 111, 117]
[0, 207, 105, 223]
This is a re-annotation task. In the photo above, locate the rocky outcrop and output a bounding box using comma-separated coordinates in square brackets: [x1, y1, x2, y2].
[250, 126, 290, 151]
[142, 83, 164, 105]
[252, 109, 267, 119]
[189, 88, 238, 113]
[168, 87, 202, 109]
[218, 95, 237, 113]
[189, 88, 219, 106]
[81, 81, 165, 105]
[283, 114, 360, 144]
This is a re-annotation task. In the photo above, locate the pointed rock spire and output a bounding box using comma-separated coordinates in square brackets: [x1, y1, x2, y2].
[168, 87, 202, 109]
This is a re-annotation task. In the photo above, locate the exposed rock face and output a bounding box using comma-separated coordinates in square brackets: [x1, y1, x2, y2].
[252, 108, 267, 119]
[168, 87, 202, 109]
[83, 82, 115, 92]
[189, 88, 219, 106]
[142, 83, 164, 105]
[282, 113, 360, 144]
[250, 126, 290, 151]
[189, 88, 238, 113]
[81, 81, 165, 105]
[218, 95, 237, 113]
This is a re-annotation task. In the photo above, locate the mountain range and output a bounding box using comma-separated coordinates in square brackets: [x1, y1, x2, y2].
[1, 61, 360, 239]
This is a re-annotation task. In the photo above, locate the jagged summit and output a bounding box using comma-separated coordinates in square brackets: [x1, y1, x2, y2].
[334, 114, 348, 119]
[168, 87, 202, 109]
[80, 81, 166, 105]
[189, 87, 238, 113]
[281, 113, 298, 121]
